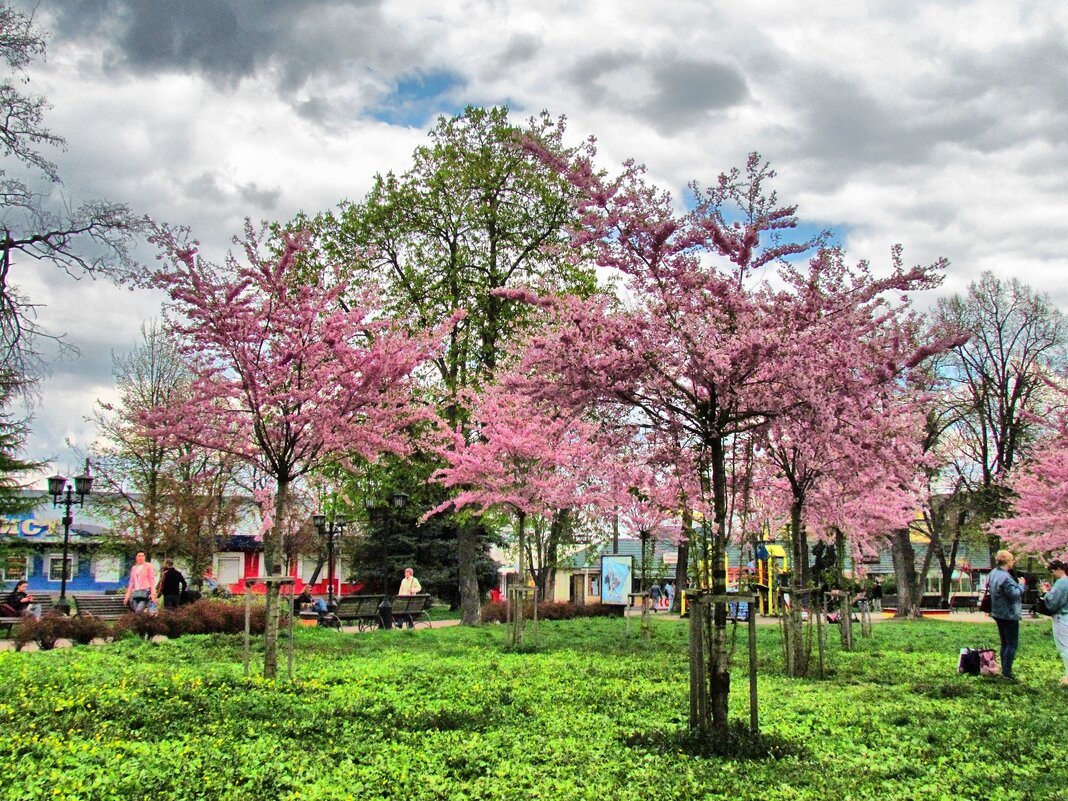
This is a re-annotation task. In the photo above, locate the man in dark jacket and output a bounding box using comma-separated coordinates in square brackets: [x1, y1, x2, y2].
[158, 559, 188, 610]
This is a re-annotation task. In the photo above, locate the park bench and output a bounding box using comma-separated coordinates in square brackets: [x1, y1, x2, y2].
[391, 594, 433, 628]
[334, 595, 386, 632]
[0, 592, 61, 635]
[949, 594, 980, 612]
[72, 594, 132, 620]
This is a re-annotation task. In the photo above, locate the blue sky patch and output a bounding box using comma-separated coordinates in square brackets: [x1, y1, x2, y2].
[372, 70, 467, 127]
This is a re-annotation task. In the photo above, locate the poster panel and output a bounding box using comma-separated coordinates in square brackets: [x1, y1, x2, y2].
[600, 554, 633, 605]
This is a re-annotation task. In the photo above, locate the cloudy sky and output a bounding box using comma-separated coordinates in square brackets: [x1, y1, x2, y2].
[9, 0, 1068, 481]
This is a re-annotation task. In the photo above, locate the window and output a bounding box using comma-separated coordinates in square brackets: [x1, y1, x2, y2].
[48, 555, 73, 582]
[2, 555, 27, 580]
[92, 554, 122, 583]
[299, 556, 320, 583]
[216, 554, 243, 584]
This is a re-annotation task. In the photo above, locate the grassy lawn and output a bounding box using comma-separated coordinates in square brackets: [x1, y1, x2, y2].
[0, 616, 1063, 801]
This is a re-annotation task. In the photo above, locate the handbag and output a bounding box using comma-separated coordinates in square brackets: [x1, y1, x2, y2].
[958, 647, 998, 676]
[979, 590, 991, 614]
[978, 649, 999, 676]
[1034, 596, 1052, 616]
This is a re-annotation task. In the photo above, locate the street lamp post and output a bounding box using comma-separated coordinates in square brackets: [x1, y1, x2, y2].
[46, 460, 93, 616]
[376, 491, 408, 630]
[312, 512, 350, 609]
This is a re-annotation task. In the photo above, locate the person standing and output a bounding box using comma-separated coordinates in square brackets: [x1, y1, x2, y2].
[123, 552, 157, 613]
[988, 549, 1024, 680]
[649, 581, 662, 613]
[1040, 559, 1068, 685]
[665, 581, 675, 612]
[871, 578, 883, 612]
[158, 559, 187, 610]
[396, 567, 422, 628]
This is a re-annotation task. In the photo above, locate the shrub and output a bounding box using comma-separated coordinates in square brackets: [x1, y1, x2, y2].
[480, 600, 619, 623]
[66, 614, 111, 645]
[112, 599, 273, 639]
[111, 610, 169, 640]
[13, 613, 69, 650]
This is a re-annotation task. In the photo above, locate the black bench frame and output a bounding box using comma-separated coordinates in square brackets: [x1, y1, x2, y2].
[391, 594, 432, 628]
[334, 595, 386, 632]
[949, 594, 980, 612]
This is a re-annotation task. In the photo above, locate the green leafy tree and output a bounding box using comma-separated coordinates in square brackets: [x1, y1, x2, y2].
[317, 106, 598, 623]
[345, 451, 501, 608]
[0, 371, 41, 517]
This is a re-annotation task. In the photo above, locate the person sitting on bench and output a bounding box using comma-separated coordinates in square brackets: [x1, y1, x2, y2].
[2, 580, 40, 618]
[294, 586, 329, 615]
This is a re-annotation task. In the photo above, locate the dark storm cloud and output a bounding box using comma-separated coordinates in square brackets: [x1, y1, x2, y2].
[237, 182, 280, 210]
[788, 71, 1001, 170]
[179, 172, 279, 210]
[44, 0, 408, 94]
[919, 30, 1068, 150]
[181, 171, 228, 203]
[641, 57, 748, 130]
[567, 51, 748, 130]
[497, 33, 540, 67]
[568, 51, 635, 106]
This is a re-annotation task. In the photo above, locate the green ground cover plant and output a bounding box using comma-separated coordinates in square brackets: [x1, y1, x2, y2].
[0, 617, 1063, 801]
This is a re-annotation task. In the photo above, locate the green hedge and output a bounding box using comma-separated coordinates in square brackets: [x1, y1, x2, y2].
[479, 600, 620, 623]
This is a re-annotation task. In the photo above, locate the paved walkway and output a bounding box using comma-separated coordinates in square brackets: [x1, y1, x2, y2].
[335, 610, 1007, 634]
[338, 618, 461, 634]
[627, 609, 1001, 624]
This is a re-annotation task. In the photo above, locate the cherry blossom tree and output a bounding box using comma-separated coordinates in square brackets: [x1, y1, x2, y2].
[993, 397, 1068, 558]
[515, 144, 949, 736]
[142, 223, 437, 677]
[427, 382, 607, 645]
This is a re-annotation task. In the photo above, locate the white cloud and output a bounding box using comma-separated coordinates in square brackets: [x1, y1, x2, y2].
[7, 0, 1068, 479]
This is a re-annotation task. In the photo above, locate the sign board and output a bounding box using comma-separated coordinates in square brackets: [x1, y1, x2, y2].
[600, 554, 632, 605]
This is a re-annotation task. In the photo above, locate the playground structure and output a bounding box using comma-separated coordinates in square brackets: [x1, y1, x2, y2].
[680, 541, 791, 617]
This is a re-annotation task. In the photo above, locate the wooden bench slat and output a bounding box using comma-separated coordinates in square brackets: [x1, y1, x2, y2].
[391, 594, 432, 628]
[334, 595, 385, 632]
[72, 594, 131, 620]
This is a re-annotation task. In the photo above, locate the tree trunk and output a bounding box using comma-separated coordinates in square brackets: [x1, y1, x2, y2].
[889, 528, 922, 619]
[511, 511, 526, 646]
[672, 509, 691, 614]
[264, 479, 288, 679]
[784, 498, 809, 675]
[457, 518, 482, 625]
[834, 526, 846, 589]
[543, 509, 567, 602]
[640, 531, 652, 639]
[306, 555, 327, 588]
[707, 436, 730, 734]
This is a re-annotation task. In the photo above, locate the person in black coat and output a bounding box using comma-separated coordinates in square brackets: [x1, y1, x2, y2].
[3, 580, 32, 615]
[158, 560, 188, 610]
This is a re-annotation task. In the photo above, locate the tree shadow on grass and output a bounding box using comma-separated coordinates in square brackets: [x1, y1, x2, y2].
[622, 720, 805, 760]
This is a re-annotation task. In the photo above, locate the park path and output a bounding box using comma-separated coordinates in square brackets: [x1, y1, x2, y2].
[337, 610, 1003, 634]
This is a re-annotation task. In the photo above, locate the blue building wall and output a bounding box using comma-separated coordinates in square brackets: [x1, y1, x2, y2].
[2, 505, 129, 595]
